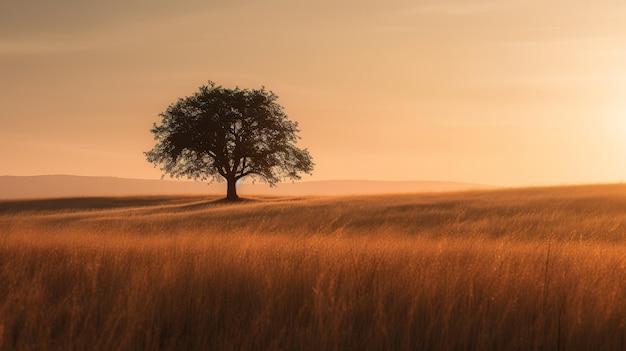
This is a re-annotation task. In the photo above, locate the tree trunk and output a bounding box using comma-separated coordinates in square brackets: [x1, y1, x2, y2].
[226, 177, 239, 201]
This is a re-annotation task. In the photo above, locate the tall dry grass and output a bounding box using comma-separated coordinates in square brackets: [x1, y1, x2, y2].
[2, 184, 626, 350]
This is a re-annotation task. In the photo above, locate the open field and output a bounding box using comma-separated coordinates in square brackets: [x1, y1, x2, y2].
[2, 184, 626, 350]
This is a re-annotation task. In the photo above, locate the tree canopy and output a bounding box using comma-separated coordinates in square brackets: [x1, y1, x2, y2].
[146, 81, 314, 200]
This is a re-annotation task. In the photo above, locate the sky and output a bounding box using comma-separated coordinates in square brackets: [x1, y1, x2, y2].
[2, 0, 626, 187]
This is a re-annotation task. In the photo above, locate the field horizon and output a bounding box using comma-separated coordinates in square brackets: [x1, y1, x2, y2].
[0, 174, 495, 200]
[2, 183, 626, 350]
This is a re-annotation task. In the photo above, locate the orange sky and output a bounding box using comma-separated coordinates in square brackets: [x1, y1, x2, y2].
[2, 0, 626, 187]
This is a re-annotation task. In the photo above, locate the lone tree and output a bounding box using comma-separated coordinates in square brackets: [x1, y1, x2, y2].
[146, 81, 314, 200]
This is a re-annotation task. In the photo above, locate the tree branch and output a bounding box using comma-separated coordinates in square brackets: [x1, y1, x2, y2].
[235, 170, 257, 180]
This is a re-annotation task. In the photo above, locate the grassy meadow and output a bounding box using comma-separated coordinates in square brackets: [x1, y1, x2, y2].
[2, 184, 626, 350]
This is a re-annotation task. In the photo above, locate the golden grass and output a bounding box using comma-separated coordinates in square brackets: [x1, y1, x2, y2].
[2, 184, 626, 350]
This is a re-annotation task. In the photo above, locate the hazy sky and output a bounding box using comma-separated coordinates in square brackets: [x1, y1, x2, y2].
[2, 0, 626, 186]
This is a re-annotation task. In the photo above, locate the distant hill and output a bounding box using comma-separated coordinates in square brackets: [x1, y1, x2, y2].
[0, 175, 494, 199]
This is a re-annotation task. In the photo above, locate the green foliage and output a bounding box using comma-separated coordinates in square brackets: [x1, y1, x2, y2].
[146, 82, 313, 197]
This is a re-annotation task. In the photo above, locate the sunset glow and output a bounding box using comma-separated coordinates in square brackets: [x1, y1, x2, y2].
[2, 0, 626, 186]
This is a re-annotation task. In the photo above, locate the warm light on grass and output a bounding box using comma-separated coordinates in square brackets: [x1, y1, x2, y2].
[2, 184, 626, 349]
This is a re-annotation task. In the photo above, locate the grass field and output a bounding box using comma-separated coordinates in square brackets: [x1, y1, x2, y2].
[2, 184, 626, 350]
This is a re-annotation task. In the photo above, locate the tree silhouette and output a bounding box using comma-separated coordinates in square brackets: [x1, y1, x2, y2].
[146, 81, 314, 200]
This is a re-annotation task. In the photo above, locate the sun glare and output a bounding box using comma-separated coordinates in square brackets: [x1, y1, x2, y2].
[605, 105, 626, 144]
[598, 102, 626, 176]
